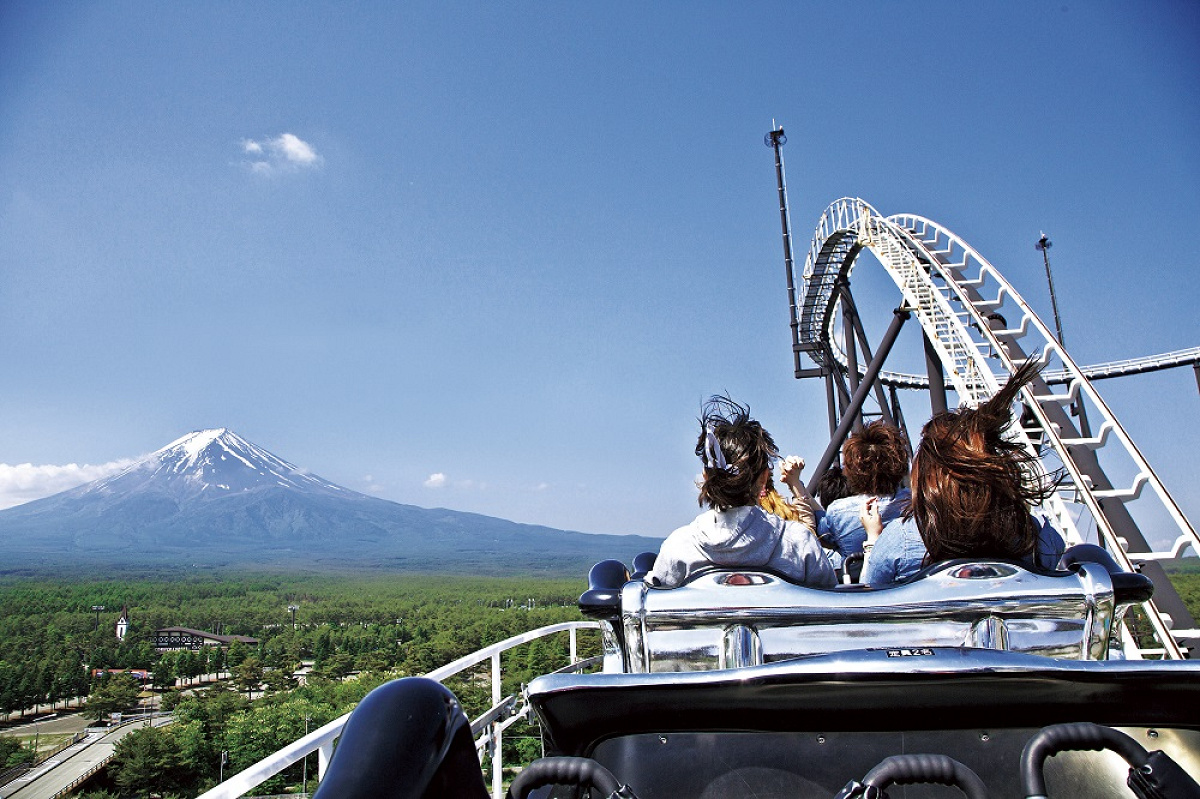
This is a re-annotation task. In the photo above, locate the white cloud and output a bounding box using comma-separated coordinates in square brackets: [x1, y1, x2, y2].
[0, 459, 136, 510]
[239, 133, 322, 175]
[275, 133, 319, 165]
[424, 472, 447, 489]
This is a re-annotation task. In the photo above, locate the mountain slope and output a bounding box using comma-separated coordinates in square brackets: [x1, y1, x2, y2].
[0, 429, 660, 575]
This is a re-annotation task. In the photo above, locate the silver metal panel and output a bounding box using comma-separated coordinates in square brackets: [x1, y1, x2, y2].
[622, 563, 1115, 672]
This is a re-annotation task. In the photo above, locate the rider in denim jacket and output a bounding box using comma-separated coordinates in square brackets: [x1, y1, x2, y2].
[816, 421, 911, 565]
[860, 360, 1066, 586]
[863, 512, 1065, 585]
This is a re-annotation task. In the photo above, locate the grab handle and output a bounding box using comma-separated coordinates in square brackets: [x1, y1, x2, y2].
[507, 756, 637, 799]
[835, 754, 988, 799]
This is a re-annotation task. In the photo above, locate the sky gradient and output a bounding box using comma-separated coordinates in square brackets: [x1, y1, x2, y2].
[1, 2, 1197, 539]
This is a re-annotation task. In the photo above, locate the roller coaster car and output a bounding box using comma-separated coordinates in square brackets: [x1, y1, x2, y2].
[523, 654, 1200, 798]
[513, 545, 1197, 798]
[579, 544, 1155, 672]
[315, 546, 1199, 799]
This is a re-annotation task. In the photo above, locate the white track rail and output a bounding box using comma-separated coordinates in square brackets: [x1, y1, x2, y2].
[797, 198, 1198, 659]
[830, 344, 1200, 390]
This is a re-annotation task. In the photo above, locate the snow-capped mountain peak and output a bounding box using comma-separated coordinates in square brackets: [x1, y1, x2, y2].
[84, 428, 350, 501]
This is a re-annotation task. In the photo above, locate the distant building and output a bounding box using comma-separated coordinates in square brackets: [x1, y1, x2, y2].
[154, 627, 259, 651]
[116, 606, 129, 641]
[92, 668, 151, 681]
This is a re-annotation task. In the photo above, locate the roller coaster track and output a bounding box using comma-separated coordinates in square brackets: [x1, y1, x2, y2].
[789, 196, 1199, 660]
[832, 342, 1200, 391]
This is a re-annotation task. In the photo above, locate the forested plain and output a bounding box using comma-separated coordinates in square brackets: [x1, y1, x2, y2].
[0, 572, 600, 798]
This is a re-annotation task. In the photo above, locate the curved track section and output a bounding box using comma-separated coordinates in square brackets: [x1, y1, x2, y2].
[795, 198, 1199, 659]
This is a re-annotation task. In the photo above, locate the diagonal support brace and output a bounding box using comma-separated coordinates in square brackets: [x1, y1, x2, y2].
[807, 307, 912, 493]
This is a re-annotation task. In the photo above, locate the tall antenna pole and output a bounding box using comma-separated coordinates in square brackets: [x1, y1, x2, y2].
[767, 124, 801, 367]
[1036, 232, 1067, 347]
[767, 123, 833, 430]
[1037, 232, 1091, 435]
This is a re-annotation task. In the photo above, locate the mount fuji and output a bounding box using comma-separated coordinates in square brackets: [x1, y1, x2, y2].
[0, 429, 659, 575]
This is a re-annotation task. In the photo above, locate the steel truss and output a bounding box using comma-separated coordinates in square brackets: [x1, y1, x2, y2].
[788, 197, 1199, 660]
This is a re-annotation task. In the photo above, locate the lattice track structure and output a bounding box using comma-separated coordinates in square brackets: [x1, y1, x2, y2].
[789, 197, 1199, 660]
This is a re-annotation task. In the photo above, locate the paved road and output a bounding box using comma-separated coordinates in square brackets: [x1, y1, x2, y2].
[3, 716, 172, 799]
[0, 713, 92, 744]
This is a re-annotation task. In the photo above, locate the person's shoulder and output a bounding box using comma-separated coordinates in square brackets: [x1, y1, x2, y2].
[825, 495, 863, 515]
[777, 517, 824, 551]
[886, 513, 917, 531]
[876, 513, 918, 545]
[744, 505, 787, 533]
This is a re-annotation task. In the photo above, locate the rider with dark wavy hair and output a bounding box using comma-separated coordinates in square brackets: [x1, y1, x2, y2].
[649, 396, 836, 588]
[861, 360, 1066, 585]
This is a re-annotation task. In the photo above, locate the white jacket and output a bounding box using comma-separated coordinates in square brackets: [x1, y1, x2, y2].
[649, 506, 837, 588]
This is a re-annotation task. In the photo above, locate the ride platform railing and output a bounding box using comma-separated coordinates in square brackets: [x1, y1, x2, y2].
[196, 621, 599, 799]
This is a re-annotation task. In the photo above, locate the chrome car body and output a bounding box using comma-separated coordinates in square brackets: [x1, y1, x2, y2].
[594, 557, 1140, 674]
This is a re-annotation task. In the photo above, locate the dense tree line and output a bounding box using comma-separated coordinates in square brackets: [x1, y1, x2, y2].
[0, 574, 588, 720]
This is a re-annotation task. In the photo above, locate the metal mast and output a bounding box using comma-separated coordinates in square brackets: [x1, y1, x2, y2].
[1036, 232, 1067, 347]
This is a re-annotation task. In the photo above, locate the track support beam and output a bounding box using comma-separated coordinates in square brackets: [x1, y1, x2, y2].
[807, 307, 911, 493]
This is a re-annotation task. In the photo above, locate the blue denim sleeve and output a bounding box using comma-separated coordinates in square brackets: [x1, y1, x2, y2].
[863, 517, 926, 586]
[862, 519, 902, 585]
[819, 497, 869, 556]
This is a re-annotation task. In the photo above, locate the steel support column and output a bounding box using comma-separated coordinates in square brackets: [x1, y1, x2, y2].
[888, 385, 914, 458]
[808, 307, 911, 493]
[840, 286, 899, 427]
[839, 282, 862, 433]
[924, 332, 948, 415]
[825, 371, 838, 440]
[831, 362, 853, 421]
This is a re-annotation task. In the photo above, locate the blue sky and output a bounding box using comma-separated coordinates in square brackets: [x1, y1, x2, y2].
[1, 2, 1197, 540]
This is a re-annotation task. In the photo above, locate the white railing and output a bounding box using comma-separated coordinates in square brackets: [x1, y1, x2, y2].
[196, 620, 599, 799]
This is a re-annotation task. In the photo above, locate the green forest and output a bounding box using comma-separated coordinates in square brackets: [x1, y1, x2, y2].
[0, 573, 600, 798]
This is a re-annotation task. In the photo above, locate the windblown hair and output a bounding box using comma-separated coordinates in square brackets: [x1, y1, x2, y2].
[814, 464, 853, 507]
[842, 421, 910, 496]
[909, 359, 1057, 564]
[696, 395, 779, 512]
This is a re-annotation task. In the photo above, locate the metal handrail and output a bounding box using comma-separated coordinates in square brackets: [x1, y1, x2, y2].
[195, 620, 599, 799]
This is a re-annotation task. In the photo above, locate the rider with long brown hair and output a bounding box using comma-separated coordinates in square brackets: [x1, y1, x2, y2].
[861, 359, 1065, 585]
